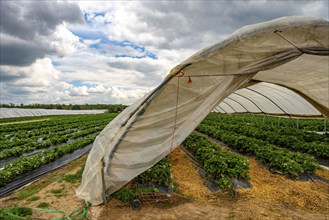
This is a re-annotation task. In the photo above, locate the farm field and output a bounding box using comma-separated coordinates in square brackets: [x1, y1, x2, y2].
[0, 113, 117, 188]
[0, 113, 329, 219]
[197, 114, 329, 177]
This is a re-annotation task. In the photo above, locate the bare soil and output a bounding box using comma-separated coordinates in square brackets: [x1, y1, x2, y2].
[1, 147, 329, 220]
[0, 118, 49, 126]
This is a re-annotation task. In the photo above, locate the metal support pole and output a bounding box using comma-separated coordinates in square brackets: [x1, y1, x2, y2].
[277, 117, 280, 127]
[324, 119, 327, 133]
[263, 114, 266, 124]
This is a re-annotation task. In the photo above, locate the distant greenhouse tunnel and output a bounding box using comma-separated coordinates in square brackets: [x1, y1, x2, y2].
[76, 16, 329, 205]
[214, 81, 324, 118]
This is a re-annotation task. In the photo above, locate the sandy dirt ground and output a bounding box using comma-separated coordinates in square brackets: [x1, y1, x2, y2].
[1, 147, 329, 220]
[0, 118, 49, 126]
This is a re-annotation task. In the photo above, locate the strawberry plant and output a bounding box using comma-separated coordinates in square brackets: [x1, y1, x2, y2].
[135, 157, 171, 186]
[183, 132, 249, 189]
[201, 114, 329, 159]
[197, 123, 320, 177]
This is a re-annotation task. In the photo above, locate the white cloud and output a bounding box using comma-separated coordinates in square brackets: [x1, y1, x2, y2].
[69, 86, 89, 96]
[1, 1, 327, 105]
[106, 86, 148, 104]
[47, 24, 81, 57]
[57, 82, 73, 90]
[88, 85, 106, 93]
[1, 58, 59, 87]
[83, 38, 101, 46]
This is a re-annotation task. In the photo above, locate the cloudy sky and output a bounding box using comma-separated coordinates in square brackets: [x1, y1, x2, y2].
[0, 0, 328, 105]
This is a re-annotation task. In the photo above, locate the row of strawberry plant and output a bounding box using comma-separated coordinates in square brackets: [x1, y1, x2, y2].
[205, 114, 329, 143]
[0, 116, 114, 160]
[113, 157, 171, 203]
[0, 125, 106, 160]
[202, 117, 329, 159]
[0, 115, 113, 150]
[0, 114, 116, 143]
[183, 132, 250, 189]
[210, 113, 327, 132]
[0, 135, 97, 186]
[112, 157, 172, 203]
[0, 116, 75, 133]
[0, 126, 75, 150]
[0, 114, 118, 186]
[135, 157, 172, 186]
[0, 113, 116, 134]
[196, 124, 319, 177]
[0, 122, 80, 142]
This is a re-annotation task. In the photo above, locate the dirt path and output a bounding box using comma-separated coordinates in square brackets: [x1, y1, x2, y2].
[0, 155, 86, 219]
[1, 148, 329, 219]
[0, 118, 49, 125]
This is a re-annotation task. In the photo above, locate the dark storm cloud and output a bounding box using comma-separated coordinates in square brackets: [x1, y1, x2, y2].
[3, 85, 33, 95]
[0, 1, 83, 66]
[135, 0, 328, 50]
[0, 70, 27, 82]
[0, 37, 49, 66]
[0, 1, 83, 40]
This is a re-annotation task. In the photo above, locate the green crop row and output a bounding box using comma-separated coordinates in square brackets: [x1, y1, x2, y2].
[205, 114, 329, 143]
[135, 157, 172, 187]
[0, 114, 115, 145]
[0, 135, 97, 186]
[0, 113, 117, 134]
[0, 114, 119, 186]
[208, 113, 327, 132]
[197, 124, 319, 177]
[0, 123, 107, 160]
[202, 116, 329, 159]
[183, 132, 250, 189]
[0, 141, 52, 159]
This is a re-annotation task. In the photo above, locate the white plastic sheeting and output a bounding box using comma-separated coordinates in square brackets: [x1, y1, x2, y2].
[77, 16, 329, 205]
[214, 82, 321, 116]
[0, 108, 107, 119]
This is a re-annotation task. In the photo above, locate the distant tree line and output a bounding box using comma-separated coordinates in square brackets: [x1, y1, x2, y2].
[0, 103, 128, 113]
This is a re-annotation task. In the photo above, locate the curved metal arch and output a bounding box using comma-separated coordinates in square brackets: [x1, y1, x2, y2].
[245, 87, 292, 119]
[231, 92, 265, 114]
[254, 83, 309, 111]
[221, 100, 239, 113]
[225, 96, 250, 113]
[212, 106, 221, 113]
[216, 105, 227, 113]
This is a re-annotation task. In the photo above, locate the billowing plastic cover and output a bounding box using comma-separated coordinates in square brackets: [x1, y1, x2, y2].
[77, 16, 329, 205]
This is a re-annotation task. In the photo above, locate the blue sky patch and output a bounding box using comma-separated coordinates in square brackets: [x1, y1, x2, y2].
[70, 80, 84, 87]
[69, 80, 100, 88]
[83, 12, 111, 27]
[73, 13, 158, 60]
[51, 60, 61, 66]
[72, 30, 158, 60]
